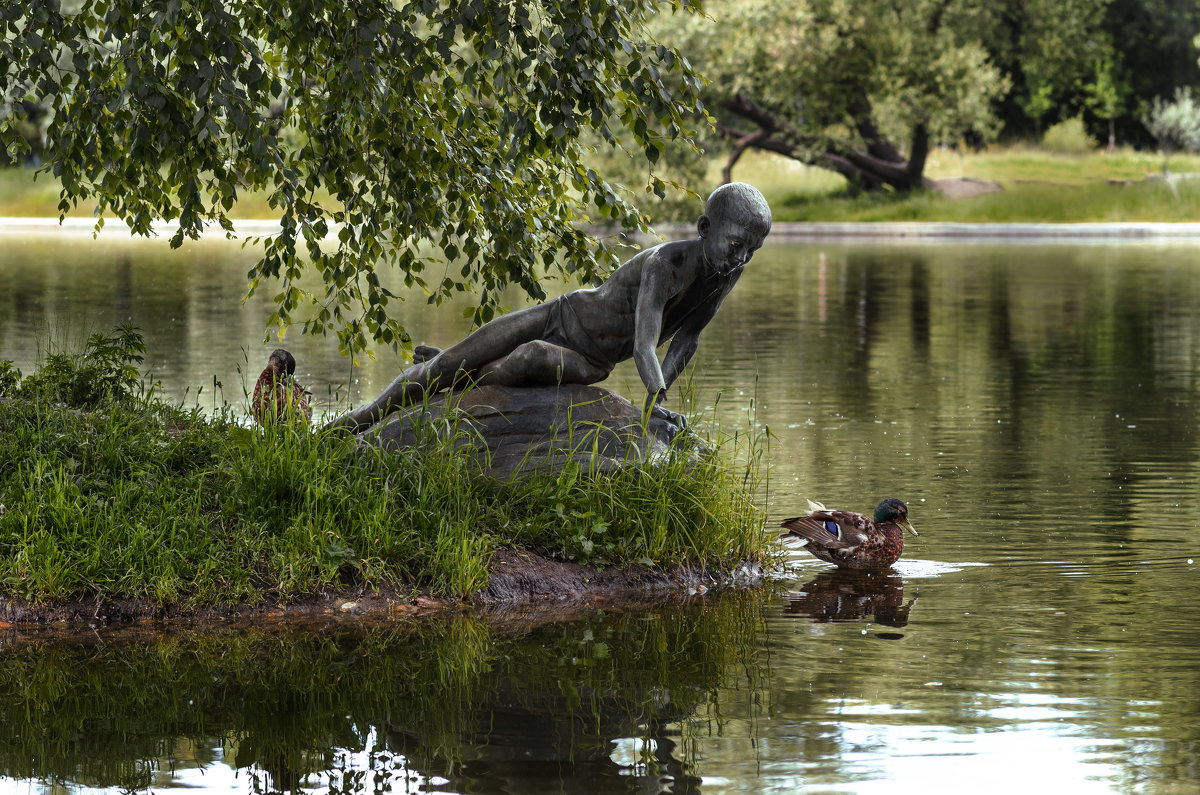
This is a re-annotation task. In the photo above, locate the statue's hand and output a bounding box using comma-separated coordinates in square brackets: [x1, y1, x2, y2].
[645, 390, 688, 432]
[651, 401, 688, 432]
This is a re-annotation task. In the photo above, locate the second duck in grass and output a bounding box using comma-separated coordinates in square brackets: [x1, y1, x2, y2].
[252, 348, 312, 425]
[781, 499, 917, 570]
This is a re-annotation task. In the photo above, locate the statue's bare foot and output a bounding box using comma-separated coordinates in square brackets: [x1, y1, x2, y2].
[413, 345, 441, 363]
[325, 396, 397, 434]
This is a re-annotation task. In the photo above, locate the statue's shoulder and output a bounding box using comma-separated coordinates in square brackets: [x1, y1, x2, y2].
[640, 237, 698, 266]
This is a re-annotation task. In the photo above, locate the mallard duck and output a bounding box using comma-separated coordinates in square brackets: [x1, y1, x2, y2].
[781, 498, 917, 570]
[252, 348, 311, 424]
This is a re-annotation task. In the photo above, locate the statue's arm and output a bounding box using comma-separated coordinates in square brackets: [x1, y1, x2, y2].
[660, 333, 701, 393]
[632, 257, 671, 399]
[664, 299, 719, 388]
[633, 254, 710, 431]
[656, 277, 735, 423]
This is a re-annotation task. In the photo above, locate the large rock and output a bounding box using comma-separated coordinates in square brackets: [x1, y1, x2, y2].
[361, 384, 686, 480]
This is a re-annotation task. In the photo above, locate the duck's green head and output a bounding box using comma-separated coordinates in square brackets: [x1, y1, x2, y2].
[875, 498, 917, 536]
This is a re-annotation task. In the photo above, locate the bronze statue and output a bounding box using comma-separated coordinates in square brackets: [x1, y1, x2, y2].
[328, 183, 772, 434]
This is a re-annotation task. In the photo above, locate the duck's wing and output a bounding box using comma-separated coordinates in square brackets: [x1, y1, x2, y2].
[780, 508, 875, 550]
[251, 369, 275, 424]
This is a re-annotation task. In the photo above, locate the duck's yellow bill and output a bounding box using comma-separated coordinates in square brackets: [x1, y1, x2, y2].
[900, 520, 918, 536]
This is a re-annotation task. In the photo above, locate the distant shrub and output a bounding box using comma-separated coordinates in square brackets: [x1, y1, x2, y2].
[1041, 117, 1095, 155]
[1144, 88, 1200, 174]
[1145, 89, 1200, 152]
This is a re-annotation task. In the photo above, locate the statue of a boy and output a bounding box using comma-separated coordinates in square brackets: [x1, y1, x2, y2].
[328, 182, 772, 433]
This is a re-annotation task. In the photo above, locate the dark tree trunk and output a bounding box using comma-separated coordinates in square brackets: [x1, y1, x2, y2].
[718, 92, 933, 193]
[721, 129, 769, 184]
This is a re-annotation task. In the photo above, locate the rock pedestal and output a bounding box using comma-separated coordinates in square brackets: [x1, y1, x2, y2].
[361, 384, 684, 480]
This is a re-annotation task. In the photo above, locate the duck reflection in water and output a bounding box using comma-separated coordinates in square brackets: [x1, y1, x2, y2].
[784, 569, 916, 628]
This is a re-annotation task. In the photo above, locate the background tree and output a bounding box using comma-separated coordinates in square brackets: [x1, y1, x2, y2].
[659, 0, 1009, 193]
[990, 0, 1111, 137]
[1083, 55, 1130, 152]
[1144, 88, 1200, 175]
[1105, 0, 1200, 147]
[982, 0, 1200, 148]
[0, 0, 704, 356]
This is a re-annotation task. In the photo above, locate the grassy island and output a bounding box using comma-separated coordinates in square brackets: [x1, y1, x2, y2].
[0, 329, 771, 615]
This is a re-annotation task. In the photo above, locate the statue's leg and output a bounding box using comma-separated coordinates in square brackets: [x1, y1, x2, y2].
[478, 340, 609, 387]
[325, 305, 551, 433]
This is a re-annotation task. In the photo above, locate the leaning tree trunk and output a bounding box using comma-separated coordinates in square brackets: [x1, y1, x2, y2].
[718, 92, 933, 193]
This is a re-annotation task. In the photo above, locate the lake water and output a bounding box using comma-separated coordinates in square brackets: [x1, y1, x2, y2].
[2, 232, 1200, 792]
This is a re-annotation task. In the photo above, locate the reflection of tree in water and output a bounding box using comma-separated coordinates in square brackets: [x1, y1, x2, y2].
[0, 592, 768, 794]
[382, 683, 700, 795]
[372, 599, 768, 794]
[782, 569, 915, 628]
[740, 244, 1200, 542]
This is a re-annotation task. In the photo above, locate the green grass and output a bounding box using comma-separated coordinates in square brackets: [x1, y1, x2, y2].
[0, 168, 66, 217]
[770, 177, 1200, 222]
[724, 145, 1200, 223]
[8, 143, 1195, 225]
[0, 167, 319, 219]
[0, 330, 771, 609]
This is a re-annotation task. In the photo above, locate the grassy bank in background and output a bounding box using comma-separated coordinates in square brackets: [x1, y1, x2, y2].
[725, 146, 1200, 223]
[769, 175, 1200, 223]
[0, 167, 308, 220]
[0, 329, 769, 610]
[5, 145, 1200, 225]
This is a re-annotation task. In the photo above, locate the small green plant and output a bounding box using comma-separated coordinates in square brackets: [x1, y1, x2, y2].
[0, 361, 19, 397]
[17, 323, 147, 408]
[496, 387, 772, 570]
[1041, 116, 1095, 155]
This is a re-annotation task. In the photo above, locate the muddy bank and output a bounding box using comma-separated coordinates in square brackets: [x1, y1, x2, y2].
[0, 549, 764, 635]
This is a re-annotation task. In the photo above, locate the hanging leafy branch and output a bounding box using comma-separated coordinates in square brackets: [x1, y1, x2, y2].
[0, 0, 705, 356]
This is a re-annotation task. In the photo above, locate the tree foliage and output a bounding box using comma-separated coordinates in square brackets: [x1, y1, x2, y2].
[0, 0, 704, 355]
[1105, 0, 1200, 146]
[1144, 87, 1200, 174]
[989, 0, 1111, 132]
[1083, 55, 1129, 152]
[977, 0, 1200, 147]
[661, 0, 1010, 192]
[652, 0, 1200, 189]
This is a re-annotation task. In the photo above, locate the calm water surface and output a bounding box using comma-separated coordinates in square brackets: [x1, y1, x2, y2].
[2, 232, 1199, 792]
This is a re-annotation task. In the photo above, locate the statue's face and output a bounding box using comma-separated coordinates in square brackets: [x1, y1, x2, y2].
[699, 213, 767, 275]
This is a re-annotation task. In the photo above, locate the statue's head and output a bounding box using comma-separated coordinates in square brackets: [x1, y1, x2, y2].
[698, 182, 772, 275]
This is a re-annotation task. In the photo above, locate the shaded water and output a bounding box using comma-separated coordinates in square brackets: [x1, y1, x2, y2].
[2, 233, 1200, 791]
